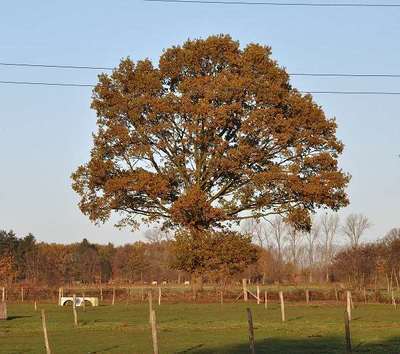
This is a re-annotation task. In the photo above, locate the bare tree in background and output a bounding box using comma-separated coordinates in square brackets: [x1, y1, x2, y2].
[321, 213, 340, 281]
[286, 226, 304, 267]
[269, 217, 286, 263]
[383, 228, 400, 243]
[144, 227, 173, 244]
[268, 216, 287, 282]
[242, 219, 271, 284]
[342, 213, 371, 248]
[304, 220, 320, 282]
[242, 219, 266, 248]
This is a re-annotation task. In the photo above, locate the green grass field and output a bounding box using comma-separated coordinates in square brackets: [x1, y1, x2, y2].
[1, 302, 400, 353]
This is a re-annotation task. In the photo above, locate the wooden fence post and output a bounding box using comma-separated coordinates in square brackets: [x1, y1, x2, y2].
[335, 288, 339, 303]
[391, 289, 397, 309]
[246, 308, 256, 354]
[72, 294, 78, 326]
[363, 288, 367, 304]
[82, 293, 86, 312]
[148, 291, 153, 324]
[256, 286, 260, 305]
[0, 302, 7, 320]
[112, 288, 115, 305]
[2, 287, 5, 302]
[141, 287, 144, 302]
[220, 290, 223, 305]
[386, 273, 390, 294]
[158, 287, 161, 306]
[150, 310, 159, 354]
[58, 288, 61, 306]
[346, 291, 352, 321]
[279, 291, 286, 322]
[264, 291, 268, 309]
[390, 271, 394, 294]
[34, 301, 37, 311]
[243, 279, 248, 302]
[350, 292, 354, 310]
[100, 286, 103, 302]
[41, 309, 52, 354]
[21, 287, 24, 302]
[344, 310, 352, 353]
[306, 289, 310, 304]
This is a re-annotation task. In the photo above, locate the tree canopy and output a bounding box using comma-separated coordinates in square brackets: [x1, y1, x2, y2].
[72, 35, 350, 233]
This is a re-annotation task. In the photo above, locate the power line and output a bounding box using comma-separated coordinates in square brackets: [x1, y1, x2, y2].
[291, 73, 400, 78]
[301, 90, 400, 95]
[1, 62, 400, 79]
[144, 0, 400, 7]
[2, 62, 400, 78]
[0, 80, 94, 87]
[0, 62, 112, 71]
[1, 79, 400, 95]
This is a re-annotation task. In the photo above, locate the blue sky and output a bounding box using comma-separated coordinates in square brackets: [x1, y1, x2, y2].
[0, 0, 399, 244]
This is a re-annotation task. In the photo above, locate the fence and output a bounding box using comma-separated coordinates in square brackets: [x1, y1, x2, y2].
[0, 284, 397, 305]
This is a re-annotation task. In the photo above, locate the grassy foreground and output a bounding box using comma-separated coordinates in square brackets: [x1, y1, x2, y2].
[1, 302, 400, 353]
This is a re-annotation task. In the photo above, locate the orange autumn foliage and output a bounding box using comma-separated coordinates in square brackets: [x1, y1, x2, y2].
[0, 254, 16, 284]
[72, 35, 350, 232]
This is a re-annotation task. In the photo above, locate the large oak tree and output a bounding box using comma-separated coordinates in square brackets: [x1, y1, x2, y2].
[72, 35, 350, 234]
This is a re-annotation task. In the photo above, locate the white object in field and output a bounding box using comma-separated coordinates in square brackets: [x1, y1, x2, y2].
[184, 281, 190, 286]
[162, 281, 167, 285]
[60, 296, 99, 307]
[151, 281, 158, 286]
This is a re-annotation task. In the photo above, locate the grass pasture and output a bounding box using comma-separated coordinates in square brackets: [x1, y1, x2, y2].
[1, 302, 400, 353]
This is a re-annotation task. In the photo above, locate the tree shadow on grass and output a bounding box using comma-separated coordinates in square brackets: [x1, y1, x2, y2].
[186, 336, 400, 353]
[87, 346, 120, 353]
[287, 316, 304, 321]
[7, 315, 32, 320]
[176, 344, 205, 353]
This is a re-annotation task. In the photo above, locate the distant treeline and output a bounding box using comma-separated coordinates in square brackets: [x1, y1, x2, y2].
[0, 229, 263, 286]
[0, 228, 280, 286]
[332, 228, 400, 289]
[1, 226, 400, 288]
[0, 230, 176, 286]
